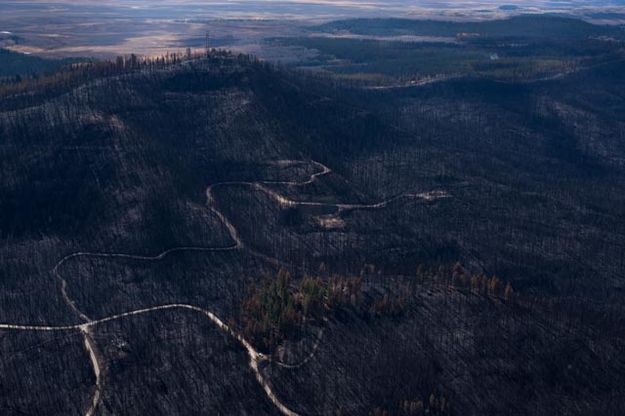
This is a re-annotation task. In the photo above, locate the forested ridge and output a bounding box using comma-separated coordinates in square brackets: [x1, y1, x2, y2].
[0, 49, 624, 415]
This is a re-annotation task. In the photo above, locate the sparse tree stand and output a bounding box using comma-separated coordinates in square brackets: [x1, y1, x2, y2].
[204, 31, 212, 70]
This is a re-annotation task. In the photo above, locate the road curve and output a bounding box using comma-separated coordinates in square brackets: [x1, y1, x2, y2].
[206, 159, 442, 214]
[26, 160, 333, 416]
[273, 326, 325, 370]
[0, 303, 299, 416]
[3, 159, 448, 416]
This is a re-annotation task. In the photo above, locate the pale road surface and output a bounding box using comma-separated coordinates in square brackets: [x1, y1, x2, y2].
[0, 304, 296, 416]
[273, 325, 326, 370]
[0, 159, 449, 416]
[81, 327, 104, 416]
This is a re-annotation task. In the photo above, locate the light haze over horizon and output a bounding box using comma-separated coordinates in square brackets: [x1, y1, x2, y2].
[1, 0, 624, 57]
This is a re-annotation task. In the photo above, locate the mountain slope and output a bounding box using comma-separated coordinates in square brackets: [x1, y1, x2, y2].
[0, 53, 624, 415]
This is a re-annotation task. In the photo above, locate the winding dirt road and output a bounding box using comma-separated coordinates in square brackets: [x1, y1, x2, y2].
[273, 325, 325, 370]
[0, 159, 448, 416]
[0, 304, 296, 416]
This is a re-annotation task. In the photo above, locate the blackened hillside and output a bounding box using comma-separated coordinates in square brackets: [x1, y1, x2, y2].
[0, 52, 624, 415]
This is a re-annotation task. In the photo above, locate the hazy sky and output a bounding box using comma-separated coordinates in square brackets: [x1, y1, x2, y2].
[4, 1, 625, 18]
[2, 1, 625, 21]
[1, 0, 624, 57]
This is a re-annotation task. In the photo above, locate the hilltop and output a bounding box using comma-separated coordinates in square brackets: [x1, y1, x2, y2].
[0, 51, 624, 415]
